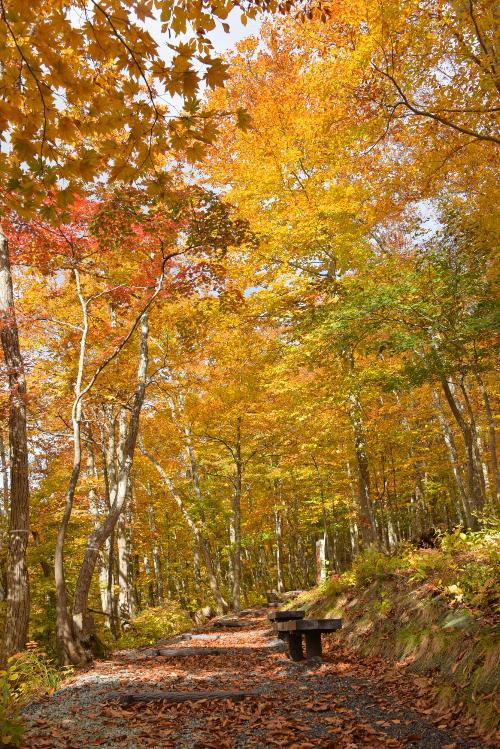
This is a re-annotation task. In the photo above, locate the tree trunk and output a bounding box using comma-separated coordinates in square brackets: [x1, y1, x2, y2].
[148, 503, 164, 604]
[70, 313, 149, 661]
[0, 428, 9, 517]
[101, 412, 118, 635]
[344, 350, 376, 548]
[143, 553, 156, 608]
[475, 370, 500, 502]
[140, 442, 228, 614]
[274, 506, 284, 593]
[230, 418, 242, 612]
[0, 227, 30, 659]
[85, 426, 114, 632]
[347, 390, 377, 547]
[432, 389, 475, 529]
[193, 540, 201, 588]
[441, 378, 484, 521]
[54, 269, 89, 665]
[459, 378, 488, 500]
[330, 498, 341, 573]
[312, 456, 334, 570]
[117, 503, 132, 624]
[346, 461, 359, 557]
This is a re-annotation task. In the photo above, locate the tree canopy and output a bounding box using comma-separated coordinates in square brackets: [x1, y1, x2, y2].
[0, 0, 498, 676]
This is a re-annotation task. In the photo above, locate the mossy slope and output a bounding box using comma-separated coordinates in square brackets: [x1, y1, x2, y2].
[291, 529, 499, 735]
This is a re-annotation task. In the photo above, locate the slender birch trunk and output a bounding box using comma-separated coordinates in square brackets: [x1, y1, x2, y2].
[140, 442, 228, 614]
[117, 504, 132, 623]
[148, 504, 164, 604]
[85, 426, 112, 630]
[70, 313, 149, 659]
[274, 506, 284, 593]
[0, 428, 9, 517]
[347, 390, 377, 546]
[230, 418, 242, 611]
[432, 389, 474, 528]
[54, 269, 89, 665]
[474, 370, 500, 502]
[441, 378, 484, 523]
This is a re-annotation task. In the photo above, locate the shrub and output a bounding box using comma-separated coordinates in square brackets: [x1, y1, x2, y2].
[0, 642, 70, 748]
[351, 549, 402, 587]
[113, 601, 192, 648]
[0, 686, 24, 749]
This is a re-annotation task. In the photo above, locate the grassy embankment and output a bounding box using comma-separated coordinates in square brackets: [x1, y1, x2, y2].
[288, 527, 499, 735]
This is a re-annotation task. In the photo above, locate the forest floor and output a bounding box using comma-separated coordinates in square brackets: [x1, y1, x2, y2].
[21, 608, 485, 749]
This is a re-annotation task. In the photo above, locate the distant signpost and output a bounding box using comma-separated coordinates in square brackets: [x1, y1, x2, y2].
[316, 538, 327, 584]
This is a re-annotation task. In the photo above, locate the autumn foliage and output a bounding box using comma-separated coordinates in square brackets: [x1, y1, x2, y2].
[0, 1, 498, 743]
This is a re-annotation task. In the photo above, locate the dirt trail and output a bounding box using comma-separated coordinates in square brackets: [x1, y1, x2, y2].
[22, 608, 482, 748]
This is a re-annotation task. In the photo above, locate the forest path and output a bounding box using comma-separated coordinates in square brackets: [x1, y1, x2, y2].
[22, 608, 480, 749]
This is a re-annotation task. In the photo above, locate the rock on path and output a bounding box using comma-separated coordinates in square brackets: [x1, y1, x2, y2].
[21, 609, 483, 749]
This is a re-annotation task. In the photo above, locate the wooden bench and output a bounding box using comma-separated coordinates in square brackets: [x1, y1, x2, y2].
[268, 610, 305, 641]
[276, 618, 342, 661]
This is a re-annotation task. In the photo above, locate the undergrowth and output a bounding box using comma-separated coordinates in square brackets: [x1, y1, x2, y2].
[290, 526, 500, 735]
[0, 642, 71, 748]
[103, 599, 192, 650]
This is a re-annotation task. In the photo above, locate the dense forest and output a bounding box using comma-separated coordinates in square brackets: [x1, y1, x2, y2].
[0, 1, 498, 744]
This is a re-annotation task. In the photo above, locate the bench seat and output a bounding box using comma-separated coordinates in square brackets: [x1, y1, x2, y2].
[268, 610, 305, 622]
[276, 619, 341, 632]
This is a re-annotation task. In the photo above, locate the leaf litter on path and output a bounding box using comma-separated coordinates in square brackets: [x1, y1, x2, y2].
[21, 608, 491, 749]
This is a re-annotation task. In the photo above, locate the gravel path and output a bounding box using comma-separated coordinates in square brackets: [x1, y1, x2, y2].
[21, 609, 483, 749]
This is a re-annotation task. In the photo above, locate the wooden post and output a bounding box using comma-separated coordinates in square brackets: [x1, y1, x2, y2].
[305, 631, 322, 659]
[288, 632, 304, 661]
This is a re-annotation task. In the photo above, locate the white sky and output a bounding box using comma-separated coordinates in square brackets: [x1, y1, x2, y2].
[145, 8, 261, 57]
[209, 10, 261, 54]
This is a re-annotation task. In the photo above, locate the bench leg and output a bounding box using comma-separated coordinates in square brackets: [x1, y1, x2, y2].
[277, 632, 288, 642]
[288, 632, 304, 661]
[305, 631, 322, 659]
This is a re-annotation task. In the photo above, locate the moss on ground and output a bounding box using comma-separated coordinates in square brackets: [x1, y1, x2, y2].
[289, 528, 500, 734]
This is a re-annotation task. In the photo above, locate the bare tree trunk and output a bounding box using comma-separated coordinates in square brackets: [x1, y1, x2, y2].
[0, 227, 30, 659]
[459, 378, 488, 500]
[0, 428, 9, 517]
[70, 313, 149, 660]
[117, 502, 132, 624]
[101, 412, 119, 634]
[274, 507, 284, 593]
[143, 553, 155, 608]
[193, 540, 201, 587]
[432, 389, 474, 529]
[345, 461, 359, 557]
[98, 537, 112, 629]
[312, 456, 335, 569]
[140, 442, 228, 614]
[347, 390, 377, 547]
[148, 504, 164, 604]
[475, 371, 500, 502]
[116, 477, 135, 623]
[84, 426, 113, 631]
[411, 461, 427, 537]
[230, 418, 242, 612]
[441, 378, 484, 522]
[344, 350, 376, 548]
[54, 269, 89, 665]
